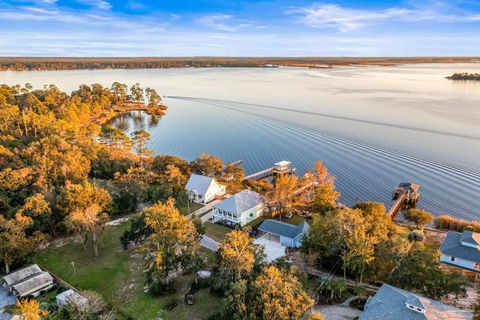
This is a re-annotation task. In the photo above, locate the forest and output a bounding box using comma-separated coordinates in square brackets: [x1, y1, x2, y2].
[0, 57, 478, 71]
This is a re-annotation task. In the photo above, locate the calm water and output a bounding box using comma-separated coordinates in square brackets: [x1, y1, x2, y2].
[1, 65, 480, 219]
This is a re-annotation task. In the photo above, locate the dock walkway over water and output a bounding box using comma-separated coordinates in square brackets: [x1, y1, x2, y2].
[387, 182, 420, 219]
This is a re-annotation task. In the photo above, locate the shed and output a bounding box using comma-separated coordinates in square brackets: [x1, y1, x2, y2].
[11, 272, 53, 298]
[258, 219, 309, 248]
[56, 289, 88, 308]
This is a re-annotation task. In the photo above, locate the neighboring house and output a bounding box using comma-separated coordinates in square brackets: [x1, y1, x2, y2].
[360, 283, 473, 320]
[257, 219, 309, 248]
[1, 264, 54, 298]
[212, 189, 264, 227]
[185, 173, 226, 204]
[440, 230, 480, 273]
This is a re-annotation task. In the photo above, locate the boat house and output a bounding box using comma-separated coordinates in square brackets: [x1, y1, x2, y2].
[212, 189, 264, 227]
[185, 173, 226, 204]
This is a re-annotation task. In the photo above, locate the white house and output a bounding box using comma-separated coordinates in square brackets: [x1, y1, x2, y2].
[440, 230, 480, 273]
[185, 173, 226, 204]
[212, 189, 264, 227]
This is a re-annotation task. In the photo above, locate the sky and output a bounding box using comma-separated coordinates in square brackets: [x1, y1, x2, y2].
[0, 0, 480, 56]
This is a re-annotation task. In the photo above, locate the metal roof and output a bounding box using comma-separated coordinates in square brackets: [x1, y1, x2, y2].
[2, 264, 43, 287]
[12, 272, 53, 297]
[213, 189, 263, 214]
[360, 284, 472, 320]
[56, 289, 88, 307]
[258, 219, 309, 239]
[185, 173, 219, 196]
[440, 231, 480, 263]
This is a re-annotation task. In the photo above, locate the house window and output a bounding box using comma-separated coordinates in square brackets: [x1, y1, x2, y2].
[450, 256, 456, 262]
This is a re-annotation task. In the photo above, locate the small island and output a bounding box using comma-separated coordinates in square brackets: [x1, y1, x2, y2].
[446, 72, 480, 81]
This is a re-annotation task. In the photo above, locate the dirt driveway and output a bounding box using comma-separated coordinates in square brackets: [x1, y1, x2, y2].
[314, 305, 361, 320]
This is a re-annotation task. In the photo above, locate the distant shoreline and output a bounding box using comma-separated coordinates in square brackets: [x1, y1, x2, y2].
[1, 57, 479, 71]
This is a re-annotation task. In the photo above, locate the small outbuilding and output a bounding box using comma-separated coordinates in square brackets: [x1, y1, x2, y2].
[257, 219, 309, 248]
[186, 173, 226, 204]
[56, 289, 88, 309]
[1, 264, 53, 298]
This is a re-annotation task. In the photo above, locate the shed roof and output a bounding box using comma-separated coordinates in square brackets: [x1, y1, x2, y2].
[440, 231, 480, 263]
[213, 189, 263, 214]
[2, 264, 43, 287]
[56, 289, 88, 307]
[359, 284, 472, 320]
[258, 219, 309, 239]
[186, 174, 219, 196]
[12, 272, 53, 297]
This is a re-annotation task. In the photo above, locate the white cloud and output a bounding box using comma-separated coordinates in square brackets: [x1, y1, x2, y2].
[288, 2, 480, 32]
[197, 14, 253, 32]
[287, 4, 412, 31]
[77, 0, 112, 10]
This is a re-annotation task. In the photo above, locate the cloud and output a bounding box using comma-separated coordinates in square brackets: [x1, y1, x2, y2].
[77, 0, 112, 10]
[287, 4, 412, 31]
[288, 2, 480, 32]
[197, 14, 253, 32]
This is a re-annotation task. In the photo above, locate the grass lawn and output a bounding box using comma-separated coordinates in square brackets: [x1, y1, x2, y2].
[178, 201, 204, 215]
[203, 222, 232, 242]
[34, 220, 221, 320]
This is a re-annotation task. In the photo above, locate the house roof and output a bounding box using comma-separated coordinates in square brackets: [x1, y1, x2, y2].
[2, 264, 43, 287]
[397, 182, 420, 192]
[185, 173, 219, 196]
[460, 230, 480, 246]
[258, 219, 309, 239]
[12, 272, 53, 297]
[359, 284, 473, 320]
[440, 231, 480, 263]
[213, 190, 263, 214]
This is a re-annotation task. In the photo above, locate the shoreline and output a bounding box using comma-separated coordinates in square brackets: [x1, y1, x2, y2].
[1, 57, 479, 71]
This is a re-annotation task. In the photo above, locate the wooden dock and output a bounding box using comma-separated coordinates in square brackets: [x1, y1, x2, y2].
[243, 167, 274, 180]
[387, 182, 420, 219]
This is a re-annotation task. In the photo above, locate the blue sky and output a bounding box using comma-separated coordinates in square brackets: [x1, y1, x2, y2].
[1, 0, 479, 56]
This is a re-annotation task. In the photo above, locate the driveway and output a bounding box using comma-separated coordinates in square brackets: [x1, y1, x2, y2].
[313, 305, 361, 320]
[200, 235, 219, 251]
[253, 234, 286, 262]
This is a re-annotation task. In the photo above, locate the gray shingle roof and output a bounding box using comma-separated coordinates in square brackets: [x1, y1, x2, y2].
[440, 231, 480, 263]
[258, 219, 309, 239]
[213, 190, 263, 214]
[359, 284, 472, 320]
[185, 174, 218, 196]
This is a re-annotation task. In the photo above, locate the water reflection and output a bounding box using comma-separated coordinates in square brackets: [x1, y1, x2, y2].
[107, 111, 162, 133]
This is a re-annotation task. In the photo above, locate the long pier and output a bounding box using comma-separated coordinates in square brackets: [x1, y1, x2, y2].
[243, 167, 274, 180]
